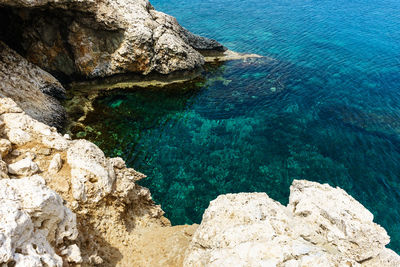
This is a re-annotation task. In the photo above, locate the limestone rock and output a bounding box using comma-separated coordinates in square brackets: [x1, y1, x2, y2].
[0, 176, 79, 266]
[0, 41, 66, 129]
[184, 180, 399, 266]
[67, 139, 116, 202]
[0, 0, 225, 78]
[48, 153, 62, 174]
[0, 160, 8, 179]
[5, 128, 32, 146]
[288, 180, 389, 261]
[61, 244, 83, 264]
[8, 157, 39, 176]
[0, 97, 23, 115]
[361, 248, 400, 267]
[1, 106, 70, 149]
[0, 138, 12, 159]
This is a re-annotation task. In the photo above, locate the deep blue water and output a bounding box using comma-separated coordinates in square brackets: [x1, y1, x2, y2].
[77, 0, 400, 252]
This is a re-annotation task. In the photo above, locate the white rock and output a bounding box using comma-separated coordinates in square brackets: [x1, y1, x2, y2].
[61, 244, 82, 263]
[41, 134, 69, 151]
[0, 97, 23, 115]
[288, 180, 390, 261]
[110, 157, 126, 169]
[89, 254, 104, 265]
[8, 157, 39, 176]
[184, 180, 398, 267]
[361, 248, 400, 266]
[0, 177, 79, 266]
[48, 153, 62, 174]
[67, 139, 116, 203]
[6, 128, 32, 145]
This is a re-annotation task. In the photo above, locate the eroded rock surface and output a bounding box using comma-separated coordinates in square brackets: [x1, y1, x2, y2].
[184, 180, 400, 267]
[0, 97, 183, 266]
[1, 97, 399, 266]
[0, 41, 66, 128]
[0, 0, 226, 78]
[0, 176, 78, 267]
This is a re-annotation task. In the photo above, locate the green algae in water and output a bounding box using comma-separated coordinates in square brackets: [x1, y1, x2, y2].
[75, 0, 400, 252]
[77, 57, 400, 252]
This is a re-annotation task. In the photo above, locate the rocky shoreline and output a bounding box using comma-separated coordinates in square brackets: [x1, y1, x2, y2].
[1, 0, 400, 266]
[0, 97, 399, 266]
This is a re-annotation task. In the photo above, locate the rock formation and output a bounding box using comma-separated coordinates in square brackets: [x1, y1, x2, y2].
[184, 180, 400, 266]
[0, 0, 226, 79]
[0, 41, 66, 129]
[0, 97, 196, 266]
[1, 97, 400, 266]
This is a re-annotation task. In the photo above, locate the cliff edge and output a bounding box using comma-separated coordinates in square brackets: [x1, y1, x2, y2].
[0, 0, 226, 78]
[0, 98, 399, 266]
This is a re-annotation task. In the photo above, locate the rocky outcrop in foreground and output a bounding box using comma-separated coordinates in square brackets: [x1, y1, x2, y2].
[0, 97, 399, 266]
[185, 180, 400, 266]
[0, 97, 195, 266]
[0, 0, 226, 78]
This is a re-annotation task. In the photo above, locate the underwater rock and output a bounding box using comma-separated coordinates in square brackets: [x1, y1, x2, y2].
[1, 97, 398, 266]
[184, 180, 399, 266]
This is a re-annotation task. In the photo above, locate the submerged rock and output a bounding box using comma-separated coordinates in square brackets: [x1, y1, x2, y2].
[184, 180, 400, 266]
[1, 97, 399, 266]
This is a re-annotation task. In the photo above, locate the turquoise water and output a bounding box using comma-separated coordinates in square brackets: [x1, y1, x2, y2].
[78, 0, 400, 251]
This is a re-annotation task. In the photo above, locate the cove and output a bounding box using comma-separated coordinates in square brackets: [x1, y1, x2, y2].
[69, 0, 400, 252]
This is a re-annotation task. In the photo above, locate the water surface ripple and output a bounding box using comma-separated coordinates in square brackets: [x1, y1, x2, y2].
[78, 0, 400, 252]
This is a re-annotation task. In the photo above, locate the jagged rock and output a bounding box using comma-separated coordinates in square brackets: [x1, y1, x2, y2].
[288, 180, 390, 262]
[0, 42, 66, 129]
[0, 97, 23, 115]
[0, 176, 79, 266]
[184, 180, 398, 267]
[0, 0, 225, 78]
[89, 254, 104, 265]
[0, 138, 11, 159]
[110, 157, 126, 169]
[8, 157, 39, 176]
[1, 105, 70, 149]
[48, 153, 62, 174]
[67, 139, 116, 202]
[0, 160, 8, 179]
[361, 248, 400, 266]
[5, 128, 32, 146]
[61, 244, 83, 264]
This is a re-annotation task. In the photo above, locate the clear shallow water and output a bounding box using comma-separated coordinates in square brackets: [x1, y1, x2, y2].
[77, 0, 400, 251]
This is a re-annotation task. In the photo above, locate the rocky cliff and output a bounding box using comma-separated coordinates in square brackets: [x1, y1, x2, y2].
[0, 0, 225, 79]
[1, 98, 399, 266]
[0, 0, 238, 129]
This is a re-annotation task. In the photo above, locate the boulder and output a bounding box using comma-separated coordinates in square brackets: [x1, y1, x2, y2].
[288, 180, 390, 262]
[184, 180, 398, 266]
[67, 139, 116, 202]
[8, 157, 39, 176]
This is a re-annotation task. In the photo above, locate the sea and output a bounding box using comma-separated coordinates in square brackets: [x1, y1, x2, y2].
[76, 0, 400, 252]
